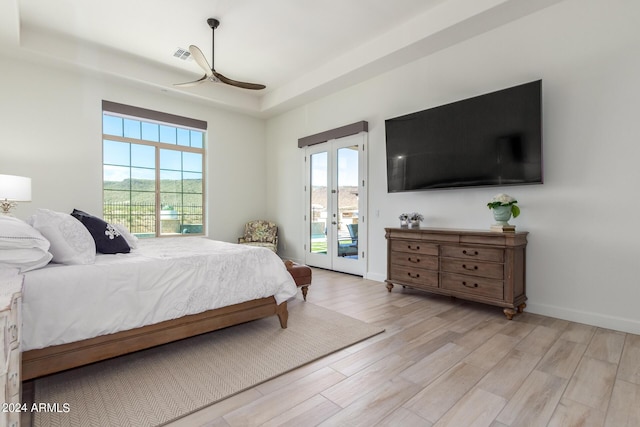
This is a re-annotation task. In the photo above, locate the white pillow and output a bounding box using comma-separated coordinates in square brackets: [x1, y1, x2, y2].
[0, 216, 52, 272]
[0, 215, 50, 250]
[28, 209, 96, 265]
[0, 247, 53, 272]
[113, 223, 138, 249]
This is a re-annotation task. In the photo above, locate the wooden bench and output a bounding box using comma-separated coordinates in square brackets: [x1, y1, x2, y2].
[285, 260, 312, 301]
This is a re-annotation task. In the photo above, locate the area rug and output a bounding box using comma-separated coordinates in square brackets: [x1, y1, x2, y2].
[32, 302, 384, 427]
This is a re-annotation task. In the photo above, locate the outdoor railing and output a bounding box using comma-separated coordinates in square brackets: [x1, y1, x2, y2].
[103, 202, 203, 235]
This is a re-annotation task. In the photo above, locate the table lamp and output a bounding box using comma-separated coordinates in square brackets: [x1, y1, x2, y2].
[0, 174, 32, 215]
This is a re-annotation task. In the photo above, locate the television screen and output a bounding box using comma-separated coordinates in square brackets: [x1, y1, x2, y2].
[385, 80, 543, 192]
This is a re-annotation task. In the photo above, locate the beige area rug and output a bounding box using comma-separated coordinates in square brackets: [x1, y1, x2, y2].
[33, 302, 384, 427]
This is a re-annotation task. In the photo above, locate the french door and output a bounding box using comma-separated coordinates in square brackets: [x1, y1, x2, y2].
[304, 133, 367, 276]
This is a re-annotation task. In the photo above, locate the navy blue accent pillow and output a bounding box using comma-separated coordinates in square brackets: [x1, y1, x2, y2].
[71, 209, 130, 254]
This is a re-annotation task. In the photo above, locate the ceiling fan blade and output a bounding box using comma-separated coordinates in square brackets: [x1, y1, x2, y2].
[173, 74, 209, 87]
[188, 45, 213, 76]
[212, 71, 266, 90]
[175, 19, 265, 91]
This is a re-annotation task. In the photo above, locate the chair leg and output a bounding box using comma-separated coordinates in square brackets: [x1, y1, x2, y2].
[301, 286, 308, 301]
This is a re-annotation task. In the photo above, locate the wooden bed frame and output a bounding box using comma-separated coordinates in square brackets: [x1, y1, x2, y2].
[22, 296, 288, 381]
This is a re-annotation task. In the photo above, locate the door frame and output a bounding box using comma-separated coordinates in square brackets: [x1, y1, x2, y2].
[303, 132, 367, 276]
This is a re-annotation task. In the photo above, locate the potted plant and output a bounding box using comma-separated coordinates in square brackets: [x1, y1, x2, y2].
[408, 212, 424, 228]
[398, 213, 409, 228]
[487, 194, 520, 226]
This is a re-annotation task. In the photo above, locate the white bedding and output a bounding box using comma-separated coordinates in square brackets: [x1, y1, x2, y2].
[22, 237, 297, 351]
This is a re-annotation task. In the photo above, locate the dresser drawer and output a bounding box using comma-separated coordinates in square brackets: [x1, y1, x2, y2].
[441, 273, 504, 299]
[391, 240, 438, 256]
[441, 258, 504, 279]
[390, 252, 438, 270]
[441, 245, 504, 262]
[389, 265, 438, 288]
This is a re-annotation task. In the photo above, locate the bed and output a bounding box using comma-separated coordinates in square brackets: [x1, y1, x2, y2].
[19, 236, 298, 380]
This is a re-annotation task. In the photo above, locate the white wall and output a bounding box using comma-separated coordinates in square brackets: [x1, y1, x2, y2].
[0, 56, 267, 243]
[266, 0, 640, 334]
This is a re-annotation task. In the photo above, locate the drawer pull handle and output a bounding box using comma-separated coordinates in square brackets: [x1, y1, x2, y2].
[408, 245, 420, 250]
[462, 281, 479, 288]
[462, 264, 478, 271]
[408, 257, 420, 263]
[407, 272, 420, 278]
[462, 250, 479, 256]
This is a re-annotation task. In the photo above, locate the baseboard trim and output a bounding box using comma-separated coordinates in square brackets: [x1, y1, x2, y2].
[364, 272, 386, 283]
[363, 271, 640, 335]
[288, 257, 640, 334]
[526, 302, 640, 335]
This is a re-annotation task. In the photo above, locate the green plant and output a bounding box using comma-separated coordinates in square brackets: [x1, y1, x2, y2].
[487, 193, 521, 218]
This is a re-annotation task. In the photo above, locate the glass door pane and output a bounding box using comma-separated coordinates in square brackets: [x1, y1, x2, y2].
[310, 152, 328, 255]
[336, 146, 359, 259]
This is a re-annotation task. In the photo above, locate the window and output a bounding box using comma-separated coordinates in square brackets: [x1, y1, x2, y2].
[102, 101, 206, 237]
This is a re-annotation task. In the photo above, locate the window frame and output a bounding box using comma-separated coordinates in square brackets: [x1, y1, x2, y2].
[102, 101, 207, 238]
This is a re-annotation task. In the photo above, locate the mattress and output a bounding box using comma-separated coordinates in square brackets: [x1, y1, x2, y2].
[22, 237, 297, 351]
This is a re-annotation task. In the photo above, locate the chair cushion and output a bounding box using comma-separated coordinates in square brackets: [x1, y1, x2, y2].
[241, 241, 276, 250]
[244, 220, 277, 243]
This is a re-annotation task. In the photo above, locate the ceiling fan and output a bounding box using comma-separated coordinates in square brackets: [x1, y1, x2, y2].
[175, 18, 266, 90]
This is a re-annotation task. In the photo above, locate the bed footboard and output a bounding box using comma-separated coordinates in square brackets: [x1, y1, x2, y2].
[22, 297, 287, 381]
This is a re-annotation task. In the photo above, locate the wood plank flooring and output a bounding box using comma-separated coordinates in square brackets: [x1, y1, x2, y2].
[168, 268, 640, 427]
[23, 268, 640, 426]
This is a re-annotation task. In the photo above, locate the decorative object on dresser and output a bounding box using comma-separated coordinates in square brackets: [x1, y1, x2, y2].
[399, 213, 409, 228]
[0, 174, 31, 215]
[399, 212, 424, 229]
[385, 227, 527, 319]
[0, 271, 23, 427]
[487, 193, 520, 232]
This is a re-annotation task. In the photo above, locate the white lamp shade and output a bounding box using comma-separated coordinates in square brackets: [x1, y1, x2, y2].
[0, 174, 32, 201]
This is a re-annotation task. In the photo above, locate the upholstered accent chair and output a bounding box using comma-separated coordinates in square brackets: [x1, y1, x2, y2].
[238, 220, 278, 252]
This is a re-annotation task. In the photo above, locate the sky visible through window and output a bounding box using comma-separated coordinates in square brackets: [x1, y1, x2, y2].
[103, 114, 204, 182]
[311, 148, 359, 187]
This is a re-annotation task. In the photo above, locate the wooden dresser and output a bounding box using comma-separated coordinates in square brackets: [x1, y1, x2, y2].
[0, 272, 23, 427]
[385, 227, 527, 319]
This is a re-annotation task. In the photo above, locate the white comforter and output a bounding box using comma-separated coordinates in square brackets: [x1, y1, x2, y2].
[22, 237, 297, 351]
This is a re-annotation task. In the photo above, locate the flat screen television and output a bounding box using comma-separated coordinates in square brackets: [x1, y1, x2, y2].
[385, 80, 543, 192]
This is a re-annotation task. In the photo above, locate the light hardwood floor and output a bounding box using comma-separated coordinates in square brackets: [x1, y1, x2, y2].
[165, 268, 640, 427]
[23, 268, 640, 426]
